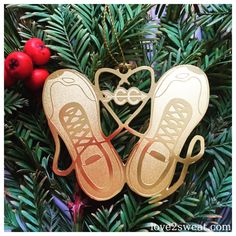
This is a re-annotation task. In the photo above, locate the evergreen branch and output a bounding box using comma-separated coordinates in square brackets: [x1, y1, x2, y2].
[4, 90, 28, 116]
[86, 205, 123, 232]
[4, 200, 21, 232]
[18, 21, 47, 44]
[7, 4, 57, 22]
[46, 5, 90, 73]
[4, 8, 21, 56]
[43, 205, 72, 232]
[86, 192, 161, 232]
[197, 4, 232, 35]
[204, 162, 231, 208]
[18, 173, 49, 231]
[120, 193, 161, 231]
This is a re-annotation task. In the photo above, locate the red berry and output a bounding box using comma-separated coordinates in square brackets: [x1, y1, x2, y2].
[5, 52, 33, 80]
[4, 66, 16, 88]
[24, 38, 51, 65]
[25, 68, 49, 90]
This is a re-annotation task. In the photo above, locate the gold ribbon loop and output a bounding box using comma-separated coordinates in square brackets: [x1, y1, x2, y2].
[177, 135, 205, 164]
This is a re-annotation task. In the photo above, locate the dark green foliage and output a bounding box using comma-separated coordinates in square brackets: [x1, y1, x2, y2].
[4, 89, 28, 115]
[4, 4, 231, 232]
[197, 4, 232, 35]
[4, 7, 21, 56]
[86, 192, 161, 232]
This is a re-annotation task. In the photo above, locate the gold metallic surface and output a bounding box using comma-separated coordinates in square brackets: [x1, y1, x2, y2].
[42, 69, 125, 201]
[42, 65, 209, 201]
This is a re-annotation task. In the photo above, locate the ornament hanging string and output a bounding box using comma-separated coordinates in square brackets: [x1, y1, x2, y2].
[102, 5, 128, 72]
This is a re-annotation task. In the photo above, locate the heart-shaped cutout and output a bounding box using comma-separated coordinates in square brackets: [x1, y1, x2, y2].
[94, 65, 156, 139]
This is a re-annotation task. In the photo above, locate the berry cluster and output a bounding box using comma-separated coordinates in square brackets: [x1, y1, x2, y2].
[5, 38, 51, 90]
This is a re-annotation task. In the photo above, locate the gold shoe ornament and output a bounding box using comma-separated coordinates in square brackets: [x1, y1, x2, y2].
[42, 65, 209, 201]
[42, 70, 125, 201]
